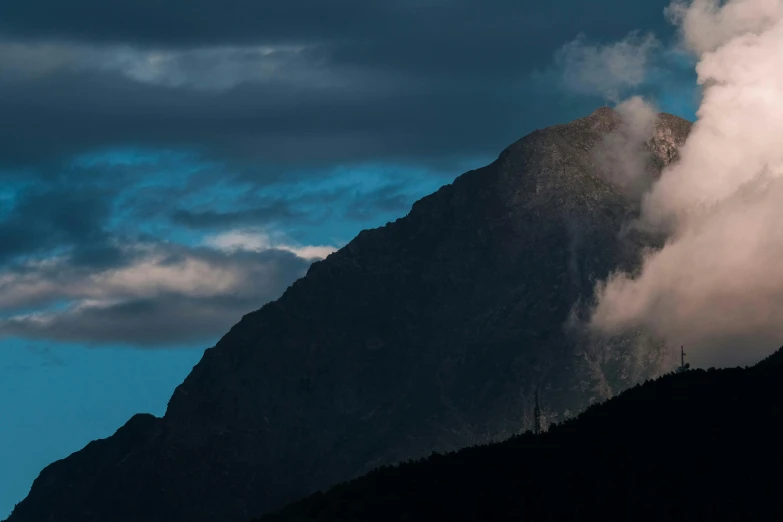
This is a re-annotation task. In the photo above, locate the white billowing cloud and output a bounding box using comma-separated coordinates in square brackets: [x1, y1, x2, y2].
[203, 228, 338, 260]
[0, 235, 336, 346]
[665, 0, 783, 54]
[591, 0, 783, 367]
[0, 41, 339, 91]
[557, 31, 660, 101]
[593, 96, 660, 199]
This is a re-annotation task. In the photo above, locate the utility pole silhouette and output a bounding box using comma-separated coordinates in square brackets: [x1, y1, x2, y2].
[534, 388, 541, 435]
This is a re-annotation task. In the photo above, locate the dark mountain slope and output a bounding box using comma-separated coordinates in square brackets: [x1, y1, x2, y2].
[262, 352, 783, 522]
[6, 108, 691, 522]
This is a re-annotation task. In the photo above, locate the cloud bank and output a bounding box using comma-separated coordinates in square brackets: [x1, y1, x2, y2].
[0, 234, 332, 346]
[0, 0, 685, 171]
[591, 0, 783, 366]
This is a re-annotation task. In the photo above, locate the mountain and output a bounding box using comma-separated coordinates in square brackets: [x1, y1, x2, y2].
[260, 351, 783, 522]
[5, 107, 691, 522]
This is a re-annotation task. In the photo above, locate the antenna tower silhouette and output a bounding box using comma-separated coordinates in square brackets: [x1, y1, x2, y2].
[534, 388, 541, 435]
[676, 345, 690, 373]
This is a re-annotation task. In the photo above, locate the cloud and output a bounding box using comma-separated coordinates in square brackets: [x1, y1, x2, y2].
[0, 0, 673, 50]
[557, 31, 660, 101]
[0, 0, 683, 173]
[169, 205, 305, 230]
[0, 40, 339, 91]
[591, 0, 783, 367]
[0, 182, 116, 264]
[0, 237, 333, 346]
[204, 228, 338, 260]
[665, 0, 783, 54]
[593, 96, 660, 200]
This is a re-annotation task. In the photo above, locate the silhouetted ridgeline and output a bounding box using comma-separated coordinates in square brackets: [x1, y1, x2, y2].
[261, 349, 783, 522]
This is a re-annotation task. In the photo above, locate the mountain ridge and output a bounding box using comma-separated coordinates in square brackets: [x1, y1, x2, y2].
[259, 348, 783, 522]
[6, 107, 692, 522]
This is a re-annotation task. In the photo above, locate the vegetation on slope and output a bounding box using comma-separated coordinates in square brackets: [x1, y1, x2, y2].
[261, 348, 783, 522]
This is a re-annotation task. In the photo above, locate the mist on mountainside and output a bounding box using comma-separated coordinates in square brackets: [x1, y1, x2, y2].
[591, 0, 783, 368]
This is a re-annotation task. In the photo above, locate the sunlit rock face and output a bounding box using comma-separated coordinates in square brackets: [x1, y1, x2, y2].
[6, 107, 691, 522]
[650, 113, 691, 167]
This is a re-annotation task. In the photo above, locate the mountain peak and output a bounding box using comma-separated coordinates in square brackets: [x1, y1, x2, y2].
[7, 108, 692, 522]
[588, 104, 618, 122]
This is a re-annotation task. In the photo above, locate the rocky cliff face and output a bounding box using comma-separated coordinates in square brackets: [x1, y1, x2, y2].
[5, 107, 691, 522]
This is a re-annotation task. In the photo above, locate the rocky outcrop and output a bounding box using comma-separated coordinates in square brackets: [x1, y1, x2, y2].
[5, 107, 691, 522]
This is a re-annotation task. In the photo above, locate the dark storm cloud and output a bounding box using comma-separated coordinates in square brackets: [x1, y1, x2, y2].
[0, 0, 674, 50]
[0, 0, 678, 173]
[170, 203, 304, 229]
[0, 62, 521, 170]
[0, 184, 113, 262]
[0, 157, 160, 267]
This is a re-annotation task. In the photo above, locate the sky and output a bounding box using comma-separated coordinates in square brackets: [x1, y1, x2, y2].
[0, 0, 698, 516]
